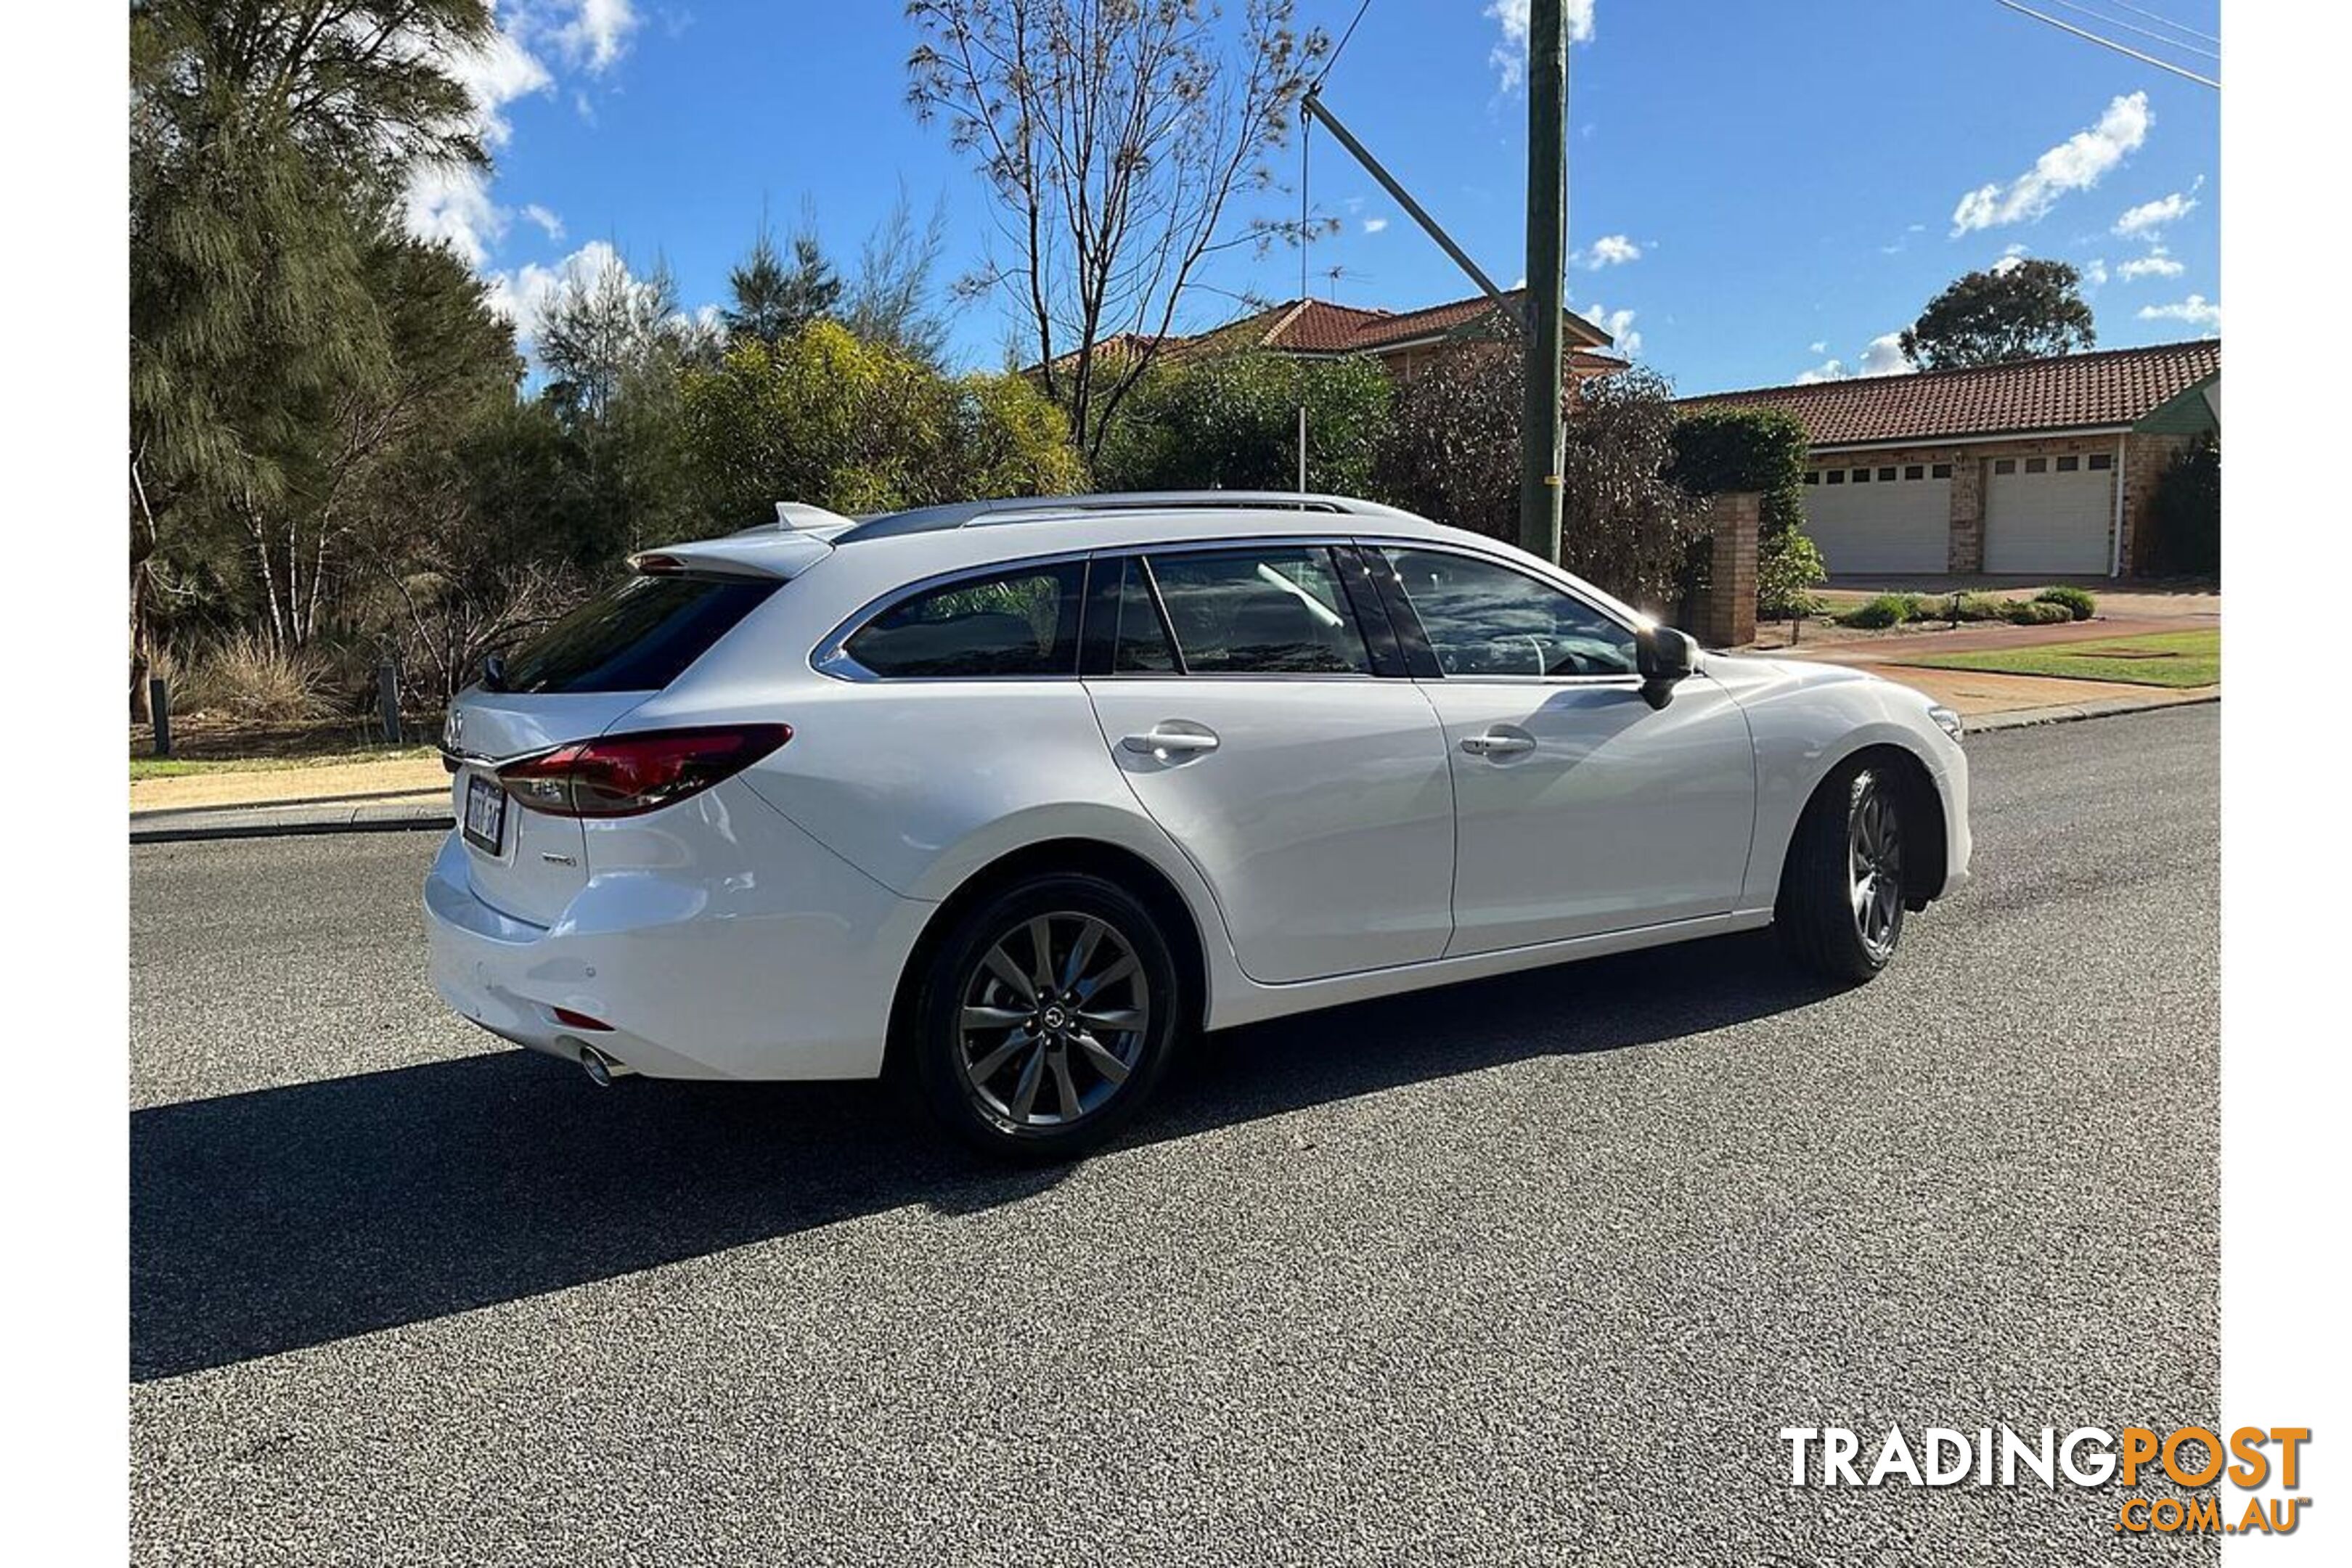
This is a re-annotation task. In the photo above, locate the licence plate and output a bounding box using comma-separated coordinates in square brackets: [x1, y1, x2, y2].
[462, 775, 507, 854]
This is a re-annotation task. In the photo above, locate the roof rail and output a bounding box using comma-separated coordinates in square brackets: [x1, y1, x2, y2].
[835, 490, 1413, 543]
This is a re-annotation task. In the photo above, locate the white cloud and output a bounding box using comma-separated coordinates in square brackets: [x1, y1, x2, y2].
[1990, 242, 2029, 276]
[1487, 0, 1595, 91]
[2082, 257, 2109, 286]
[548, 0, 641, 73]
[400, 5, 648, 273]
[1796, 332, 1914, 383]
[1362, 216, 1389, 234]
[403, 20, 555, 266]
[486, 238, 623, 345]
[1949, 91, 2151, 236]
[1580, 233, 1642, 268]
[2115, 185, 2200, 239]
[2118, 251, 2184, 281]
[2138, 294, 2220, 331]
[1808, 340, 1828, 355]
[1581, 298, 1640, 356]
[1858, 332, 1912, 376]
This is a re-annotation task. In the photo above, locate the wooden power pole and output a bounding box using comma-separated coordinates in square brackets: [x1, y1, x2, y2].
[1519, 0, 1568, 563]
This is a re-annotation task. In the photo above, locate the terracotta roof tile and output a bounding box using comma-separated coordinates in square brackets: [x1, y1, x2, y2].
[1346, 289, 1612, 351]
[1677, 340, 2219, 446]
[1259, 299, 1393, 352]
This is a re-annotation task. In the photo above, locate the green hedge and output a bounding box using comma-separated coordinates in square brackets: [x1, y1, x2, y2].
[1669, 407, 1810, 541]
[1671, 406, 1821, 616]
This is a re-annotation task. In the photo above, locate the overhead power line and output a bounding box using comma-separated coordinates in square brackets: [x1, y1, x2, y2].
[2098, 0, 2219, 46]
[1993, 0, 2220, 89]
[2035, 0, 2218, 60]
[1314, 0, 1376, 91]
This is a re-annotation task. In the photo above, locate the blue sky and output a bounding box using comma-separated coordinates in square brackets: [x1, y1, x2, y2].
[426, 0, 2221, 395]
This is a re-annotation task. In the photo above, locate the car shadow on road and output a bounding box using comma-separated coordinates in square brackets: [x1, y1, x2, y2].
[131, 931, 1839, 1382]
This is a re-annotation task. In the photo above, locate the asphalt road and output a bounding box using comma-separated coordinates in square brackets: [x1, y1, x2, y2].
[130, 706, 2220, 1566]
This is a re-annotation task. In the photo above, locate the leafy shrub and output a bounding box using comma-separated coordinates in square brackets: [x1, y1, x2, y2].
[1953, 592, 2011, 622]
[1668, 407, 1811, 544]
[946, 372, 1090, 501]
[1757, 530, 1829, 619]
[2034, 584, 2097, 621]
[2140, 438, 2219, 578]
[2001, 599, 2073, 625]
[1376, 353, 1707, 611]
[1838, 592, 1923, 629]
[680, 321, 1084, 523]
[1095, 349, 1390, 497]
[184, 632, 334, 721]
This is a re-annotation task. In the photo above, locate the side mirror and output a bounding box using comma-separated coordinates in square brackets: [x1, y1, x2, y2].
[1636, 626, 1699, 709]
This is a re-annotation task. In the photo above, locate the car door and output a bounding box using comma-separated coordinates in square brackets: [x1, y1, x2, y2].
[1371, 543, 1757, 955]
[1080, 544, 1455, 984]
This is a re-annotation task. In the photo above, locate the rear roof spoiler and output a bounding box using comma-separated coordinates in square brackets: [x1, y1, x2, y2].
[629, 531, 835, 581]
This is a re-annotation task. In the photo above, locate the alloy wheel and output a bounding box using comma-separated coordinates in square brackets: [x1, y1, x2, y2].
[957, 911, 1152, 1133]
[1848, 771, 1904, 960]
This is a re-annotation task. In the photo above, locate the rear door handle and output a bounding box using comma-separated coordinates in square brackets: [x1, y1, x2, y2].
[1461, 729, 1536, 758]
[1122, 724, 1221, 759]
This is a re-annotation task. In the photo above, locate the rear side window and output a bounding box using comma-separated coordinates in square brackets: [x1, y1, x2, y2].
[1146, 547, 1373, 675]
[844, 563, 1083, 678]
[497, 574, 777, 694]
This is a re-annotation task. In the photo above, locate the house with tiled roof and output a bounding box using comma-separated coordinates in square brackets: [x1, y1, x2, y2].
[1194, 289, 1624, 378]
[1040, 289, 1623, 382]
[1679, 340, 2219, 579]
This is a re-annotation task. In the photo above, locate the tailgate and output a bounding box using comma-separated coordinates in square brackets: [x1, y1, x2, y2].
[444, 690, 647, 926]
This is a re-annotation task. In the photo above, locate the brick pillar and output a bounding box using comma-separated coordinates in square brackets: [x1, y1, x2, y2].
[1697, 491, 1759, 648]
[1948, 452, 1984, 573]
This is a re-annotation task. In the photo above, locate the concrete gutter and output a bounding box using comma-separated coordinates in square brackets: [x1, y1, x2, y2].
[1960, 690, 2218, 734]
[131, 791, 452, 845]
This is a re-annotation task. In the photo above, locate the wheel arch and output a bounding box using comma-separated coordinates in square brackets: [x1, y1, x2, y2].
[884, 837, 1212, 1077]
[1779, 740, 1951, 912]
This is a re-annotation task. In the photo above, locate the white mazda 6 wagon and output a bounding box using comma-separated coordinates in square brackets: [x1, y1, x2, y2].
[427, 491, 1970, 1158]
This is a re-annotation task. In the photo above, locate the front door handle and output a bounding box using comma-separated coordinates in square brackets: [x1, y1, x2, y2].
[1122, 724, 1221, 760]
[1461, 728, 1537, 758]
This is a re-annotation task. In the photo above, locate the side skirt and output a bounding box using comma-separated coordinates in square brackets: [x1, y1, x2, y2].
[1204, 908, 1778, 1032]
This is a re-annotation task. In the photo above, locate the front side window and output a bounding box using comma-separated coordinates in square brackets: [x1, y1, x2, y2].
[842, 562, 1083, 678]
[1144, 547, 1372, 675]
[1379, 547, 1637, 679]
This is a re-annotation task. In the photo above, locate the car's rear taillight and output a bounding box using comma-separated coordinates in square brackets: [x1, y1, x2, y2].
[497, 724, 791, 818]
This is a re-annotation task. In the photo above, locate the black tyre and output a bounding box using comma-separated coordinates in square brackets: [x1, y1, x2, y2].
[1777, 756, 1908, 983]
[905, 873, 1182, 1161]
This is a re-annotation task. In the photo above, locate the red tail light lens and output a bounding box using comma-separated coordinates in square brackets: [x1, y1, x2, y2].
[497, 724, 791, 818]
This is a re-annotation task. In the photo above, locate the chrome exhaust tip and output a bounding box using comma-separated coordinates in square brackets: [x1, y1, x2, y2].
[576, 1042, 634, 1087]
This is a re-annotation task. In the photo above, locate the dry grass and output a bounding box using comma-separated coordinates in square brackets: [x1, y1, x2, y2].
[179, 632, 335, 722]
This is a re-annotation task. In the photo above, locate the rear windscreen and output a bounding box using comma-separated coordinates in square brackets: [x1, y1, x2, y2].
[495, 574, 777, 694]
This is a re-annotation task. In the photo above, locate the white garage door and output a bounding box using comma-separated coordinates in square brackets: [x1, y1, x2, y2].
[1983, 457, 2114, 575]
[1800, 463, 1951, 576]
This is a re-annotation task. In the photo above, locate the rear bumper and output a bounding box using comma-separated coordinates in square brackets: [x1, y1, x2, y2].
[422, 780, 935, 1080]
